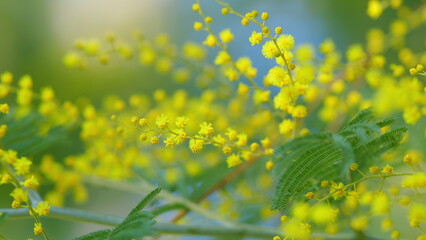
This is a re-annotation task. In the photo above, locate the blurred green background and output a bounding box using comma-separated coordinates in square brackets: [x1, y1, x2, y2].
[0, 0, 392, 104]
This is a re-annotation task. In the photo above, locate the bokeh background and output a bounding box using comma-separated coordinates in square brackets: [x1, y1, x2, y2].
[1, 0, 401, 103]
[0, 0, 423, 239]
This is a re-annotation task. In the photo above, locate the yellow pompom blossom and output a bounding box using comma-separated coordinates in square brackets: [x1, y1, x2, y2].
[199, 122, 214, 136]
[203, 34, 217, 47]
[369, 166, 380, 174]
[279, 119, 294, 136]
[265, 66, 291, 87]
[219, 29, 234, 43]
[310, 204, 338, 225]
[13, 157, 32, 175]
[381, 164, 394, 174]
[214, 51, 231, 65]
[281, 220, 311, 239]
[330, 182, 347, 200]
[350, 215, 368, 231]
[33, 223, 43, 235]
[226, 154, 242, 168]
[249, 31, 263, 46]
[10, 188, 28, 202]
[0, 103, 9, 114]
[36, 202, 50, 216]
[21, 175, 39, 189]
[262, 41, 280, 59]
[371, 194, 390, 215]
[401, 172, 426, 188]
[291, 105, 307, 118]
[409, 204, 426, 227]
[155, 114, 169, 129]
[276, 34, 295, 51]
[367, 0, 383, 19]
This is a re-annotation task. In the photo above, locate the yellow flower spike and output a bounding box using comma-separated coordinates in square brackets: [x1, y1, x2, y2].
[221, 7, 229, 15]
[272, 236, 281, 240]
[33, 222, 43, 236]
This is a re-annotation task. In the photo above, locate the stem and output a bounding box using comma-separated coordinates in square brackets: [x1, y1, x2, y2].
[0, 207, 355, 239]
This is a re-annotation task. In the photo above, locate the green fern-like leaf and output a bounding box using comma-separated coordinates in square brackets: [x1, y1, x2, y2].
[73, 188, 161, 240]
[73, 229, 111, 240]
[1, 113, 67, 156]
[271, 109, 407, 212]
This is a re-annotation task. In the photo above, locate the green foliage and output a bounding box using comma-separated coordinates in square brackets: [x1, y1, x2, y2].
[74, 188, 161, 240]
[271, 109, 407, 212]
[0, 113, 66, 156]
